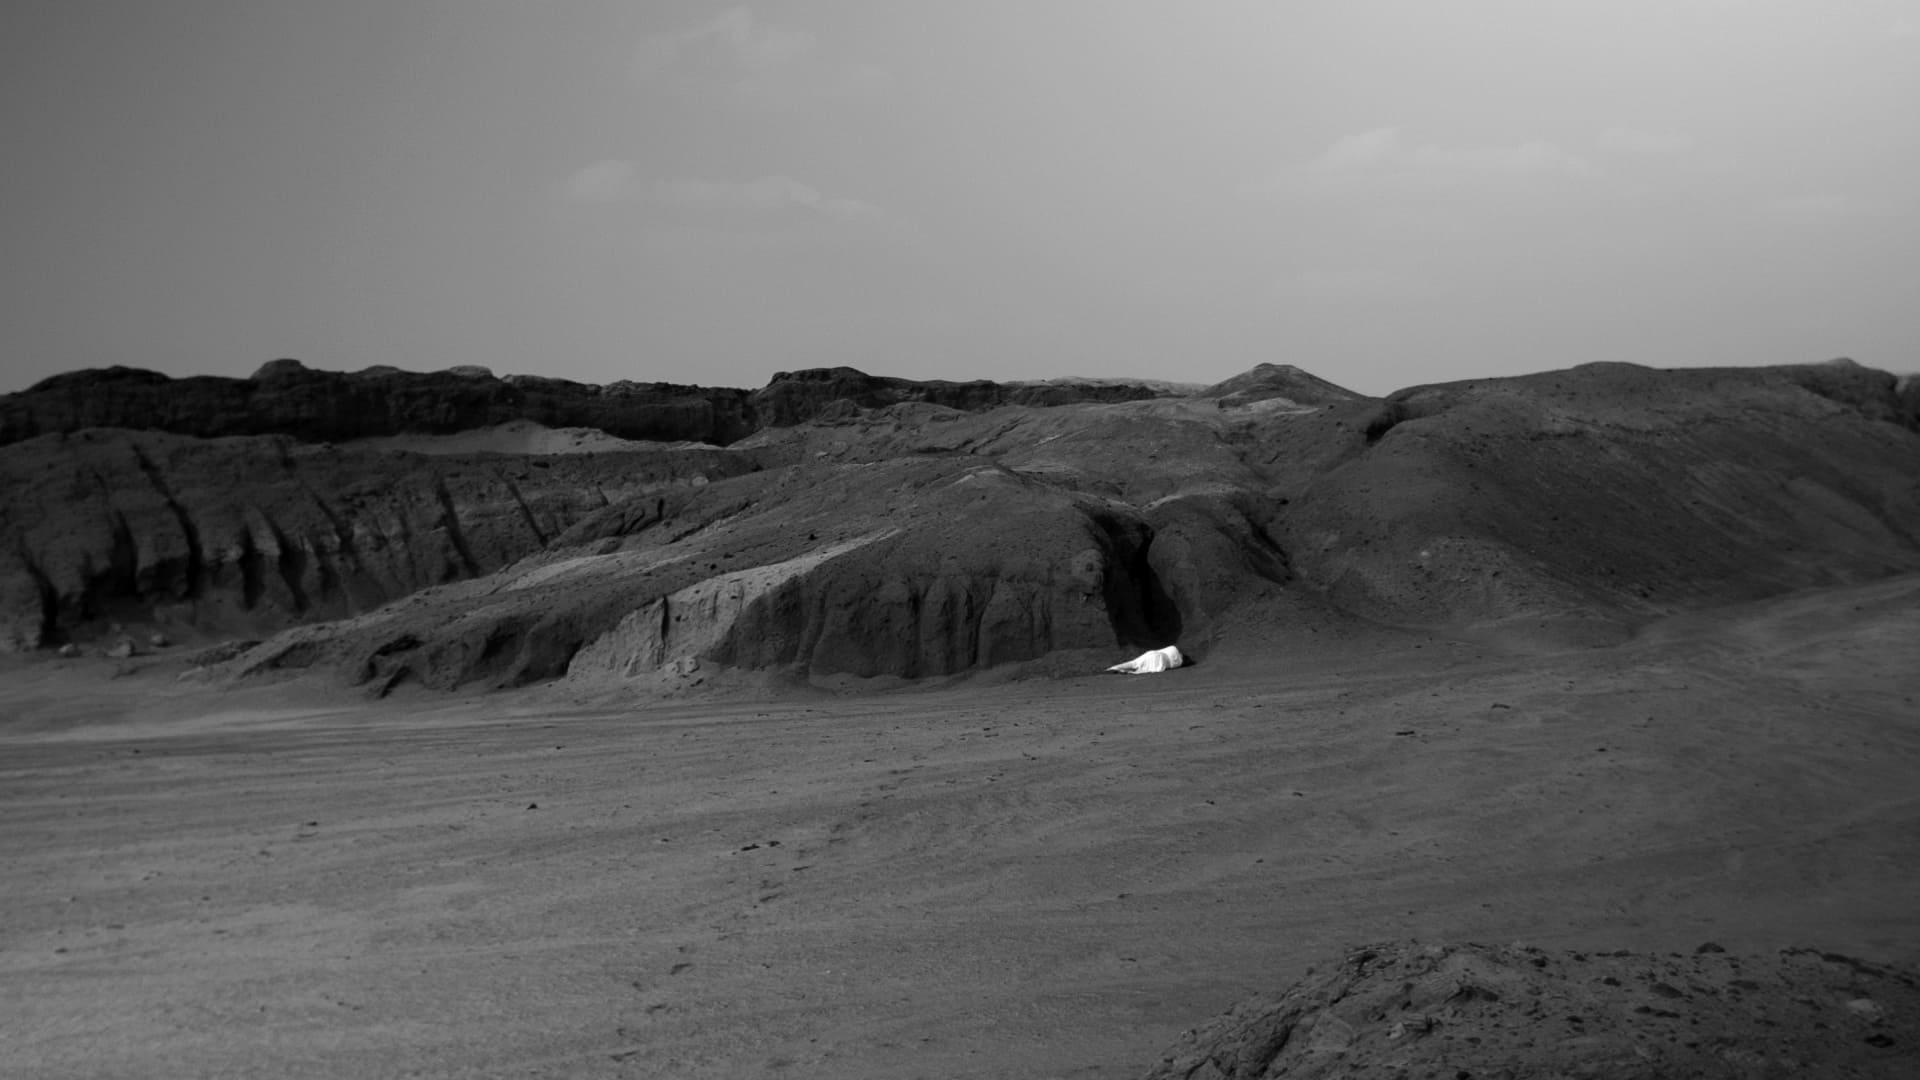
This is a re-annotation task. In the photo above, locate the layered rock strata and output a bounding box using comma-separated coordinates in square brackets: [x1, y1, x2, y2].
[0, 361, 1163, 448]
[0, 429, 755, 651]
[5, 359, 1919, 689]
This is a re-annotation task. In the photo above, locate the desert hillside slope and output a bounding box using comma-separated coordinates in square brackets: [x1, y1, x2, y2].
[3, 358, 1917, 692]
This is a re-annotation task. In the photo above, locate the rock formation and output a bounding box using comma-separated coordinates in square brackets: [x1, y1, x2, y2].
[231, 456, 1186, 693]
[0, 362, 749, 447]
[1278, 360, 1920, 645]
[4, 358, 1919, 690]
[0, 360, 1163, 448]
[0, 429, 757, 651]
[1141, 940, 1919, 1079]
[1197, 363, 1368, 409]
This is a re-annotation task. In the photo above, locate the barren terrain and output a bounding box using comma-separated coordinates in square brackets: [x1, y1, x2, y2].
[6, 572, 1917, 1078]
[4, 358, 1918, 1075]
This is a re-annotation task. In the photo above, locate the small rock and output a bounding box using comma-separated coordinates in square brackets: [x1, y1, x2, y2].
[106, 637, 137, 659]
[1305, 1014, 1355, 1052]
[148, 632, 170, 649]
[57, 643, 79, 659]
[1388, 1015, 1437, 1040]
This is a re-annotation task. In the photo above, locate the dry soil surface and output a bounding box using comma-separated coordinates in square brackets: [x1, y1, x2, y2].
[4, 575, 1918, 1079]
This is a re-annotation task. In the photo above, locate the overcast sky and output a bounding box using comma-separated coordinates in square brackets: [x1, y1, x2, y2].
[3, 0, 1915, 396]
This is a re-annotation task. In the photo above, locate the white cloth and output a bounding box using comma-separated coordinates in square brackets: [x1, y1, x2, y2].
[1106, 645, 1184, 674]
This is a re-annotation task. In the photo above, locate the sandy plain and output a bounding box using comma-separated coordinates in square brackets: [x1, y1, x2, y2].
[4, 574, 1918, 1079]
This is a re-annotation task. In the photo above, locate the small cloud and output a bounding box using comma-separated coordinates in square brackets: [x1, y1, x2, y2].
[561, 159, 640, 204]
[1596, 127, 1696, 155]
[1314, 128, 1402, 170]
[1431, 140, 1592, 178]
[652, 175, 885, 221]
[1759, 194, 1854, 224]
[632, 7, 815, 82]
[559, 164, 885, 223]
[722, 11, 817, 72]
[627, 7, 885, 110]
[1303, 127, 1592, 189]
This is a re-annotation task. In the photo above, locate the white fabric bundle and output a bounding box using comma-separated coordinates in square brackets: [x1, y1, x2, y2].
[1106, 645, 1184, 674]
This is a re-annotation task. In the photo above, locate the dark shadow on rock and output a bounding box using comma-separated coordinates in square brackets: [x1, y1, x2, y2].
[1087, 510, 1182, 650]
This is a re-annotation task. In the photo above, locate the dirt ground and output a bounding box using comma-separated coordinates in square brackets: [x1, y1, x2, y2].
[4, 575, 1918, 1079]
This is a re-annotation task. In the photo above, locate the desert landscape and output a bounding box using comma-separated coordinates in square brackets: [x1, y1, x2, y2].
[3, 358, 1918, 1077]
[9, 3, 1920, 1074]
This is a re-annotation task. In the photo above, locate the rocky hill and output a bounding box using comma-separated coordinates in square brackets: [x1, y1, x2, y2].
[0, 429, 759, 653]
[0, 360, 1162, 447]
[1281, 360, 1920, 646]
[3, 358, 1918, 692]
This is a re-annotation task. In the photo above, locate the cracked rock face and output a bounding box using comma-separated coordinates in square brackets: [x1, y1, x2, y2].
[1143, 940, 1920, 1079]
[0, 429, 755, 652]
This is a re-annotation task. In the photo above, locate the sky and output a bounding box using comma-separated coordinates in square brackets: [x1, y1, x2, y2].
[3, 0, 1916, 396]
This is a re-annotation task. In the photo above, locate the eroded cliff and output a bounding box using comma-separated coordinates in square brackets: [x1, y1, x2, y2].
[0, 429, 756, 651]
[6, 358, 1919, 692]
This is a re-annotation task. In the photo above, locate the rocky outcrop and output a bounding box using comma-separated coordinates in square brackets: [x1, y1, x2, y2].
[1142, 940, 1919, 1079]
[1279, 360, 1920, 641]
[8, 358, 1920, 687]
[0, 361, 1166, 448]
[0, 429, 756, 651]
[228, 458, 1187, 692]
[1198, 363, 1367, 409]
[0, 362, 755, 447]
[700, 482, 1180, 679]
[746, 366, 1163, 426]
[564, 531, 900, 682]
[1897, 372, 1920, 429]
[1140, 491, 1295, 644]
